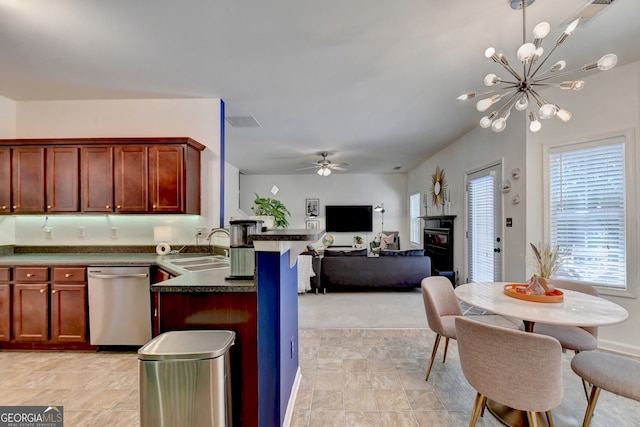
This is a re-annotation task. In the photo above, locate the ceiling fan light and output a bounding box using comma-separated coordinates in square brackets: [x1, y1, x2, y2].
[539, 103, 558, 119]
[597, 53, 618, 71]
[317, 167, 331, 177]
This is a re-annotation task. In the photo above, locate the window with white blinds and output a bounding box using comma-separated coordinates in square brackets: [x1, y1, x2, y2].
[468, 175, 496, 282]
[549, 138, 626, 289]
[409, 193, 421, 245]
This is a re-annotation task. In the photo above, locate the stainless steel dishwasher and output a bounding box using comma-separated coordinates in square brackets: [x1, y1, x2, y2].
[88, 266, 152, 346]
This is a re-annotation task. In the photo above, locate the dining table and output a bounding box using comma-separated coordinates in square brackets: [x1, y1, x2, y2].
[454, 281, 630, 427]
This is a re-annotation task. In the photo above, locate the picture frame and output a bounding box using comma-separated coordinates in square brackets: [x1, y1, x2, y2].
[305, 198, 319, 217]
[305, 219, 320, 230]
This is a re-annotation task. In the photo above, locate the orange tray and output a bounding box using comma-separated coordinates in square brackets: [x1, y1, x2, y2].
[503, 284, 564, 303]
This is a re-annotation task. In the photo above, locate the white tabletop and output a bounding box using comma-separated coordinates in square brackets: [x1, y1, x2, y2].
[455, 282, 629, 327]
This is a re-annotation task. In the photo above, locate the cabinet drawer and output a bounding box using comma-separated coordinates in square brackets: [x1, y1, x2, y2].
[0, 267, 10, 282]
[52, 267, 86, 283]
[14, 267, 49, 282]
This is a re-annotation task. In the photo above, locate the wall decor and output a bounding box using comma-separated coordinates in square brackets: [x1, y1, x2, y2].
[305, 198, 319, 217]
[431, 166, 447, 207]
[511, 168, 521, 180]
[305, 219, 319, 229]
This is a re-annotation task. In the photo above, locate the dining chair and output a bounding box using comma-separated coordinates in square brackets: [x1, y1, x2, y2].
[530, 279, 598, 398]
[456, 317, 564, 427]
[571, 351, 640, 427]
[421, 276, 462, 381]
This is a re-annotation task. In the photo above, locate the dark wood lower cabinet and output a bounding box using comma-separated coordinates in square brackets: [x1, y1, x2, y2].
[12, 283, 49, 342]
[156, 291, 258, 427]
[50, 283, 87, 342]
[0, 283, 10, 341]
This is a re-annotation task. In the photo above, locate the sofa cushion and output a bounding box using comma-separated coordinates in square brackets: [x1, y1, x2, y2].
[324, 248, 368, 257]
[380, 233, 396, 249]
[380, 249, 425, 257]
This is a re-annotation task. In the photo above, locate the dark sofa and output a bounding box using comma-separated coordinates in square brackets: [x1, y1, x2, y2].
[317, 248, 431, 292]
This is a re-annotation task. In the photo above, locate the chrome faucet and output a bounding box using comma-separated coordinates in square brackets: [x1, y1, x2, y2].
[206, 228, 231, 257]
[206, 227, 230, 241]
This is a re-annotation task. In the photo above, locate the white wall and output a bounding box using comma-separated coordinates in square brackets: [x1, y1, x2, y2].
[0, 96, 17, 245]
[526, 61, 640, 356]
[407, 115, 528, 284]
[1, 98, 224, 246]
[240, 173, 407, 248]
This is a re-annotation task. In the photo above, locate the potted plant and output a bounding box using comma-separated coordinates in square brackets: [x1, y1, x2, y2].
[251, 194, 291, 229]
[353, 235, 364, 248]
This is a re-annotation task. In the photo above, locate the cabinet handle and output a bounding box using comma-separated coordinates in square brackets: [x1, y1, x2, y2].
[117, 205, 121, 209]
[47, 205, 52, 209]
[65, 273, 72, 278]
[26, 273, 34, 278]
[40, 288, 45, 293]
[13, 205, 17, 209]
[106, 205, 110, 209]
[1, 205, 6, 210]
[52, 290, 57, 294]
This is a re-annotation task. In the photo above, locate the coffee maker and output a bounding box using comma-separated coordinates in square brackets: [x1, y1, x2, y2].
[227, 219, 262, 280]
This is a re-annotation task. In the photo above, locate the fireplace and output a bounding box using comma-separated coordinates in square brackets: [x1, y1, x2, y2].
[421, 215, 456, 285]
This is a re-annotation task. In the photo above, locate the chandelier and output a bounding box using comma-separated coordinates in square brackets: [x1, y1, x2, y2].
[457, 0, 618, 133]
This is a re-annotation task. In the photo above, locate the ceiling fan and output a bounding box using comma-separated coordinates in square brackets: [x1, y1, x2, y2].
[296, 152, 349, 176]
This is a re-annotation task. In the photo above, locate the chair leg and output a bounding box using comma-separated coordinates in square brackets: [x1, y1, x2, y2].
[468, 392, 485, 427]
[546, 410, 554, 427]
[582, 386, 602, 427]
[526, 412, 540, 427]
[425, 334, 441, 381]
[443, 337, 450, 363]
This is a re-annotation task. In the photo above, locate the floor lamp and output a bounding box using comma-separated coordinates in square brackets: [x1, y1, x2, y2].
[374, 203, 385, 234]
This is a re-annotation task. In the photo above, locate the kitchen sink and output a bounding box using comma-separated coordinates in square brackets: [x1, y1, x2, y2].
[167, 255, 230, 272]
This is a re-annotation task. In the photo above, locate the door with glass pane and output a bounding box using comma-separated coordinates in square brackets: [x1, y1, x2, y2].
[466, 164, 503, 282]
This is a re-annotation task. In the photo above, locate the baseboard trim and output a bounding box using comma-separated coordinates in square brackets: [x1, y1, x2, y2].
[283, 366, 302, 427]
[598, 339, 640, 357]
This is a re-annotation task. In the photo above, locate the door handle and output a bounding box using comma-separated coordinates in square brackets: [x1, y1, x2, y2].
[494, 248, 501, 253]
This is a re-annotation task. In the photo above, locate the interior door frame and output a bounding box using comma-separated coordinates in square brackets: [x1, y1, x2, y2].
[464, 160, 504, 284]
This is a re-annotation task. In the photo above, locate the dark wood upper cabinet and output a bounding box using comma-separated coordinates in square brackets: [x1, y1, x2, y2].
[46, 146, 80, 212]
[0, 148, 10, 213]
[114, 145, 148, 213]
[11, 147, 45, 213]
[150, 145, 184, 213]
[82, 146, 113, 212]
[1, 137, 205, 215]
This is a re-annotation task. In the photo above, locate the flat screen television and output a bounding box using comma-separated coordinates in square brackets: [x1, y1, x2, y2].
[325, 205, 373, 232]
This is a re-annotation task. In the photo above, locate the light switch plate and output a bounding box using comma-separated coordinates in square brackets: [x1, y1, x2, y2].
[77, 227, 85, 238]
[44, 227, 52, 239]
[110, 227, 118, 239]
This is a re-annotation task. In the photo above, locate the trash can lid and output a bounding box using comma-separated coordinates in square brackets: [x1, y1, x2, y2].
[138, 330, 236, 361]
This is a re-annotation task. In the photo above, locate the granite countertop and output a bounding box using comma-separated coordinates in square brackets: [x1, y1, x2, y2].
[250, 229, 324, 242]
[0, 251, 254, 293]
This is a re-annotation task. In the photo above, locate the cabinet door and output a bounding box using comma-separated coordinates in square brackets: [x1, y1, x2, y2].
[0, 283, 10, 341]
[12, 147, 45, 213]
[0, 148, 10, 214]
[82, 146, 114, 212]
[114, 146, 148, 212]
[12, 283, 49, 342]
[149, 145, 184, 213]
[50, 283, 87, 343]
[46, 146, 80, 212]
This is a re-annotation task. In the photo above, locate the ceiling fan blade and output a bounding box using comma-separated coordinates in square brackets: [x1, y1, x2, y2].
[331, 165, 349, 171]
[295, 165, 320, 171]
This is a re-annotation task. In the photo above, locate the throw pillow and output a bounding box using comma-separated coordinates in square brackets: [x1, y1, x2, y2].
[380, 249, 424, 257]
[380, 233, 395, 249]
[323, 248, 368, 257]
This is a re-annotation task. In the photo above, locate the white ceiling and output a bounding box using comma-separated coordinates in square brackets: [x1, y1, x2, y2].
[1, 0, 639, 175]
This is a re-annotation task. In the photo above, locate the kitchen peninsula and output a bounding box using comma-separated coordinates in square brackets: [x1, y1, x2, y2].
[152, 228, 323, 427]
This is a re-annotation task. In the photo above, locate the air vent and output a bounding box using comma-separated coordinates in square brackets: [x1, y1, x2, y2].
[225, 116, 261, 128]
[392, 166, 402, 170]
[561, 0, 616, 27]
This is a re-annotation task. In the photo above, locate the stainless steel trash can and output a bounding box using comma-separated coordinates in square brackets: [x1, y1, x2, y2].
[138, 330, 236, 427]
